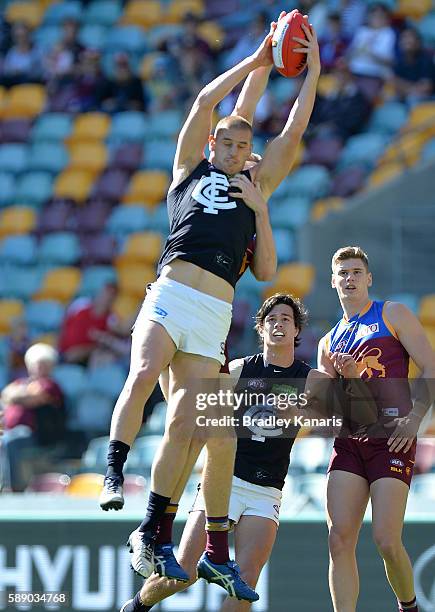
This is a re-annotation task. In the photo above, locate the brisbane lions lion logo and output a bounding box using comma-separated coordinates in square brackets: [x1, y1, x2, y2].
[354, 346, 386, 379]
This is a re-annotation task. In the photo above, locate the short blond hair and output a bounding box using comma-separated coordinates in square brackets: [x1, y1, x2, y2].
[24, 343, 58, 371]
[332, 246, 369, 271]
[214, 115, 253, 138]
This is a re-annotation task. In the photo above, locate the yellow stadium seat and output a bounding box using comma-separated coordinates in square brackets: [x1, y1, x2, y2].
[369, 162, 403, 188]
[6, 2, 44, 28]
[32, 332, 58, 347]
[54, 169, 95, 202]
[2, 84, 46, 119]
[117, 264, 156, 299]
[34, 267, 81, 303]
[0, 206, 35, 237]
[68, 142, 108, 174]
[317, 74, 339, 96]
[396, 0, 431, 20]
[69, 113, 111, 143]
[122, 0, 162, 28]
[380, 132, 426, 167]
[116, 232, 163, 266]
[263, 263, 315, 300]
[140, 52, 164, 80]
[66, 473, 104, 497]
[405, 102, 435, 134]
[310, 197, 344, 221]
[419, 294, 435, 325]
[113, 293, 141, 322]
[166, 0, 204, 23]
[197, 21, 225, 50]
[123, 170, 170, 207]
[0, 299, 24, 334]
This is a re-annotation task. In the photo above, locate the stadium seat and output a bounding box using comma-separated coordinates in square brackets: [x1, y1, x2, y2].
[67, 141, 108, 174]
[121, 0, 162, 28]
[368, 101, 408, 135]
[106, 205, 151, 236]
[0, 144, 29, 174]
[116, 232, 163, 266]
[39, 232, 81, 265]
[78, 23, 108, 50]
[43, 1, 82, 25]
[53, 363, 88, 402]
[110, 143, 143, 172]
[0, 119, 32, 143]
[166, 0, 204, 22]
[117, 264, 156, 299]
[331, 165, 367, 197]
[147, 203, 170, 234]
[81, 436, 110, 471]
[263, 263, 315, 299]
[405, 101, 435, 135]
[273, 228, 296, 262]
[112, 293, 141, 321]
[418, 12, 435, 46]
[294, 473, 327, 509]
[310, 197, 344, 222]
[0, 206, 36, 237]
[26, 472, 71, 493]
[31, 113, 73, 143]
[14, 172, 53, 207]
[144, 401, 167, 435]
[104, 26, 148, 54]
[74, 199, 111, 234]
[54, 169, 95, 202]
[36, 200, 73, 233]
[146, 110, 182, 140]
[27, 142, 69, 174]
[316, 73, 339, 96]
[6, 2, 44, 28]
[419, 294, 435, 325]
[83, 0, 122, 26]
[0, 299, 24, 334]
[0, 172, 16, 206]
[74, 392, 115, 433]
[109, 112, 149, 143]
[422, 137, 435, 162]
[25, 299, 65, 333]
[142, 139, 177, 172]
[396, 0, 431, 19]
[338, 133, 389, 170]
[0, 234, 37, 265]
[92, 168, 130, 202]
[2, 85, 46, 120]
[380, 132, 427, 167]
[0, 267, 43, 300]
[80, 234, 117, 265]
[87, 363, 126, 398]
[197, 21, 224, 50]
[70, 112, 111, 143]
[123, 170, 170, 207]
[35, 267, 81, 303]
[269, 198, 311, 230]
[305, 136, 342, 169]
[128, 435, 163, 471]
[283, 166, 331, 200]
[66, 473, 104, 498]
[33, 25, 62, 51]
[368, 163, 403, 188]
[79, 265, 117, 297]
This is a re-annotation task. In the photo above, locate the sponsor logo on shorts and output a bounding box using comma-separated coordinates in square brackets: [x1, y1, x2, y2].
[215, 251, 232, 270]
[153, 306, 168, 317]
[390, 466, 403, 474]
[390, 458, 405, 467]
[406, 467, 411, 476]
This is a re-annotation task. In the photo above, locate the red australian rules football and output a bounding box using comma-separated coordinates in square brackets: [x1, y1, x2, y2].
[272, 9, 309, 78]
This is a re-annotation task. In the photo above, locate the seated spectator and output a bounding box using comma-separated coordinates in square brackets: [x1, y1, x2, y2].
[347, 3, 396, 82]
[96, 52, 147, 113]
[309, 58, 372, 140]
[7, 317, 30, 380]
[319, 11, 349, 72]
[147, 55, 183, 112]
[392, 27, 435, 106]
[1, 343, 64, 491]
[1, 21, 40, 86]
[58, 282, 118, 366]
[337, 0, 367, 40]
[43, 18, 83, 83]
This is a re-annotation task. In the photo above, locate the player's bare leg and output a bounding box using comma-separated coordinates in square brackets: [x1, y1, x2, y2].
[100, 319, 177, 510]
[371, 478, 417, 605]
[221, 515, 277, 612]
[327, 470, 369, 612]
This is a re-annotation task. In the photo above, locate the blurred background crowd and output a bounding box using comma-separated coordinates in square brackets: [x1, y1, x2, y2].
[0, 0, 434, 502]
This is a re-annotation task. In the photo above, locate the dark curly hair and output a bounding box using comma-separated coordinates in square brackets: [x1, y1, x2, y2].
[254, 293, 308, 347]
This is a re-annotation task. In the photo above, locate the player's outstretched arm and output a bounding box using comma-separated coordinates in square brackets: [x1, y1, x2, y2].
[254, 23, 321, 198]
[232, 65, 272, 124]
[172, 27, 275, 187]
[228, 175, 276, 280]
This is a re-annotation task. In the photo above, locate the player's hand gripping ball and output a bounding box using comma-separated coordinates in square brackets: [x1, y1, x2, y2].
[272, 9, 309, 78]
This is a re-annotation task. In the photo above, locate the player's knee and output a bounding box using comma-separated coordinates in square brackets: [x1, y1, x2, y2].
[373, 533, 402, 562]
[164, 410, 197, 442]
[130, 364, 161, 393]
[328, 525, 356, 557]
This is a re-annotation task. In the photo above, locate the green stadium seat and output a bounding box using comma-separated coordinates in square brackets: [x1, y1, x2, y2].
[146, 110, 182, 139]
[104, 26, 148, 55]
[143, 139, 177, 172]
[79, 265, 117, 297]
[43, 1, 83, 25]
[14, 172, 53, 207]
[87, 363, 126, 398]
[281, 166, 331, 200]
[0, 172, 17, 206]
[83, 0, 122, 26]
[27, 143, 69, 174]
[78, 24, 108, 50]
[31, 113, 73, 143]
[33, 25, 62, 51]
[0, 144, 29, 174]
[25, 299, 65, 334]
[0, 235, 37, 265]
[109, 112, 149, 143]
[147, 205, 170, 234]
[369, 101, 408, 135]
[0, 267, 43, 300]
[106, 205, 151, 236]
[39, 232, 81, 265]
[338, 133, 389, 170]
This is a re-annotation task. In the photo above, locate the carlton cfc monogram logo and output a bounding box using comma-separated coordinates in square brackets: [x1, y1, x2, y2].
[192, 171, 237, 214]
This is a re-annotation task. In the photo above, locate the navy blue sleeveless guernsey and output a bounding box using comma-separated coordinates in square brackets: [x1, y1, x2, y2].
[157, 159, 256, 288]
